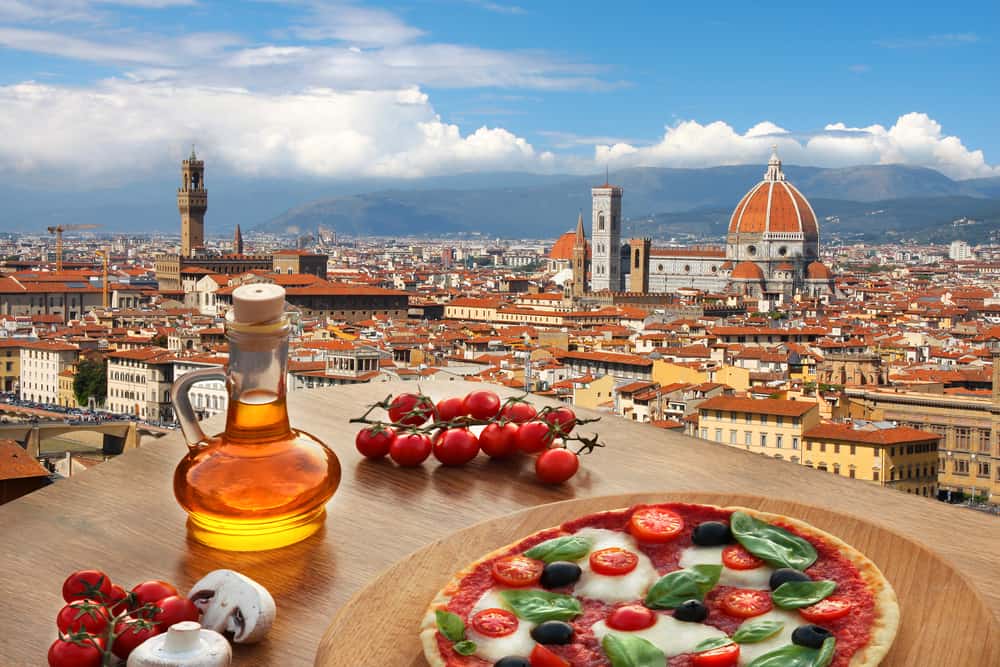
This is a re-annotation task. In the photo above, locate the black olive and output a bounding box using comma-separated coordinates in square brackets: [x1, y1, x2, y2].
[691, 521, 732, 546]
[769, 567, 812, 590]
[540, 561, 582, 589]
[494, 658, 530, 667]
[672, 599, 709, 622]
[530, 620, 574, 645]
[792, 624, 833, 649]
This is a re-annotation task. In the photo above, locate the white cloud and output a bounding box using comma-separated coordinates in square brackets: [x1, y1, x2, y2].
[0, 80, 545, 183]
[595, 114, 999, 180]
[0, 0, 195, 22]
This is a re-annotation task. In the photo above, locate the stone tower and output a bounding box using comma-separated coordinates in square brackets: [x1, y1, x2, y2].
[233, 224, 244, 255]
[629, 237, 651, 293]
[572, 213, 588, 298]
[591, 181, 623, 292]
[178, 147, 207, 257]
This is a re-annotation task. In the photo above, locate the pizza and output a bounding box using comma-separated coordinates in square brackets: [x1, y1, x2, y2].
[420, 502, 898, 667]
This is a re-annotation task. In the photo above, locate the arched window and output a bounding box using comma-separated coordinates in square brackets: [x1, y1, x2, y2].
[598, 214, 605, 231]
[634, 249, 641, 268]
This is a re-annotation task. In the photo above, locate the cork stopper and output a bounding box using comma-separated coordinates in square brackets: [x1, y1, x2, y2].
[232, 283, 285, 324]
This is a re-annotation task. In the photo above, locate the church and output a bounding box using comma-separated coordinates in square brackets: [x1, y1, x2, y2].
[553, 150, 835, 304]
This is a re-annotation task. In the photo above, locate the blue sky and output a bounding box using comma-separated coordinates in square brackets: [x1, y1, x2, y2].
[0, 0, 997, 185]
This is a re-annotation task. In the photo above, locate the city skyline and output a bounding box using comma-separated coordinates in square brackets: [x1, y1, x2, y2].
[0, 1, 997, 187]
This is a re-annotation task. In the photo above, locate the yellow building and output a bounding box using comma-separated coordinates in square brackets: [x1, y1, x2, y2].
[57, 366, 81, 408]
[695, 396, 820, 460]
[0, 341, 22, 393]
[803, 421, 939, 497]
[572, 374, 616, 411]
[652, 360, 708, 387]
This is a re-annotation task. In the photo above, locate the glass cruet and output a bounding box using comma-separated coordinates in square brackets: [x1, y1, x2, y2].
[171, 283, 341, 551]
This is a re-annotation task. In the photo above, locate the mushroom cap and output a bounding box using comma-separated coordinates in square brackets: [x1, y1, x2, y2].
[188, 569, 276, 644]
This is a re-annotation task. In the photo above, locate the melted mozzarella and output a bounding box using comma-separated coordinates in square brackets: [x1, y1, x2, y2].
[573, 528, 659, 603]
[592, 615, 728, 659]
[466, 588, 538, 663]
[734, 609, 802, 665]
[678, 545, 774, 589]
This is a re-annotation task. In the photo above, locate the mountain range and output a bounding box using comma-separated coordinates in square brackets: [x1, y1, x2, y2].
[2, 165, 999, 243]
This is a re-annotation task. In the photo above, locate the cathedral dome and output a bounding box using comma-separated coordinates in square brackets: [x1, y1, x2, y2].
[806, 260, 833, 280]
[728, 150, 818, 239]
[732, 261, 765, 281]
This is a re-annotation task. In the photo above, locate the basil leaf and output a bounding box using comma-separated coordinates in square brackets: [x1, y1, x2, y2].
[693, 637, 734, 652]
[731, 512, 817, 571]
[733, 619, 784, 643]
[499, 589, 582, 622]
[745, 644, 820, 667]
[453, 640, 477, 656]
[602, 633, 667, 667]
[524, 536, 592, 563]
[772, 580, 837, 609]
[816, 636, 836, 667]
[644, 564, 722, 609]
[434, 610, 465, 642]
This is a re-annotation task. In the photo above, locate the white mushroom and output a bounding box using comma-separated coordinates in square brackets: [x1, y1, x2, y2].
[187, 570, 276, 644]
[126, 621, 231, 667]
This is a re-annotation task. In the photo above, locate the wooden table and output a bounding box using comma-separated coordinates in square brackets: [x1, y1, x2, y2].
[1, 382, 997, 666]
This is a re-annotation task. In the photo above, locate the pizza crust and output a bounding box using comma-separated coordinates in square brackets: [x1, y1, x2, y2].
[421, 504, 899, 667]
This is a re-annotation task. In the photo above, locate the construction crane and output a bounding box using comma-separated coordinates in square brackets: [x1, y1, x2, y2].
[95, 249, 109, 309]
[46, 224, 99, 272]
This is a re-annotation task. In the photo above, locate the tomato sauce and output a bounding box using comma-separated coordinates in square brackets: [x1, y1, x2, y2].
[438, 504, 876, 667]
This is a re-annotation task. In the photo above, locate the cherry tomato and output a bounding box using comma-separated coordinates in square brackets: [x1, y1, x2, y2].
[628, 507, 685, 543]
[516, 420, 554, 453]
[800, 596, 853, 623]
[692, 641, 740, 666]
[463, 390, 502, 420]
[355, 425, 396, 459]
[62, 570, 113, 603]
[491, 555, 543, 587]
[530, 644, 570, 667]
[130, 580, 179, 612]
[152, 595, 200, 629]
[471, 607, 519, 638]
[433, 428, 480, 466]
[589, 547, 639, 576]
[722, 545, 765, 570]
[435, 397, 467, 422]
[389, 432, 433, 467]
[720, 589, 773, 618]
[112, 620, 161, 660]
[479, 422, 520, 459]
[606, 604, 656, 631]
[107, 584, 128, 616]
[388, 393, 435, 426]
[542, 407, 577, 435]
[535, 448, 579, 484]
[500, 401, 537, 424]
[56, 600, 111, 635]
[48, 635, 104, 667]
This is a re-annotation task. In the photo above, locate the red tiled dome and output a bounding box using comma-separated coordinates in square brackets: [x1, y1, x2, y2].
[728, 152, 818, 239]
[806, 261, 833, 280]
[549, 232, 590, 260]
[732, 261, 765, 281]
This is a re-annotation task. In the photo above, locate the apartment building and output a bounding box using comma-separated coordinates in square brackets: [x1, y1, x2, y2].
[19, 341, 79, 404]
[172, 356, 228, 420]
[803, 420, 939, 497]
[106, 348, 175, 422]
[0, 340, 22, 392]
[695, 396, 820, 460]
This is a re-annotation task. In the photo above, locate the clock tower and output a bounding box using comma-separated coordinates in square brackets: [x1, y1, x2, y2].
[178, 147, 207, 257]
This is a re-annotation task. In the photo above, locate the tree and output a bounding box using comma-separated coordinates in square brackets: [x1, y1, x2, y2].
[150, 333, 168, 347]
[74, 357, 107, 407]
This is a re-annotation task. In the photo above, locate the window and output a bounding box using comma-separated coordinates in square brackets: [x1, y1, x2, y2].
[745, 431, 752, 446]
[599, 214, 605, 231]
[954, 459, 969, 475]
[872, 469, 880, 482]
[978, 461, 991, 478]
[745, 413, 752, 424]
[760, 414, 768, 425]
[850, 444, 856, 456]
[700, 428, 708, 439]
[806, 442, 813, 451]
[716, 411, 722, 420]
[849, 466, 856, 479]
[715, 429, 722, 442]
[955, 427, 970, 451]
[729, 430, 737, 444]
[792, 437, 799, 450]
[776, 416, 784, 426]
[776, 434, 783, 449]
[834, 444, 840, 455]
[730, 412, 736, 423]
[977, 430, 991, 453]
[820, 443, 826, 453]
[760, 433, 767, 448]
[833, 463, 841, 476]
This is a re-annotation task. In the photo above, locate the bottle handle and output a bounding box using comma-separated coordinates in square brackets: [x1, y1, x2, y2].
[171, 368, 227, 447]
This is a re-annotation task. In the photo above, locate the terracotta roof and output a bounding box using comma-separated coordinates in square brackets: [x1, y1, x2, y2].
[731, 261, 765, 281]
[804, 422, 940, 445]
[0, 440, 49, 481]
[697, 395, 818, 417]
[807, 261, 834, 280]
[729, 179, 818, 238]
[555, 350, 653, 367]
[549, 232, 591, 261]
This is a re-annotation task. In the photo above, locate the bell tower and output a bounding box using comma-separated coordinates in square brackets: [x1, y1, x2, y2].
[571, 213, 588, 298]
[178, 147, 207, 257]
[591, 179, 623, 292]
[629, 237, 651, 293]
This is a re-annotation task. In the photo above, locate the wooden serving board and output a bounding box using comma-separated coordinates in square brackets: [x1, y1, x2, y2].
[316, 492, 1000, 666]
